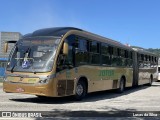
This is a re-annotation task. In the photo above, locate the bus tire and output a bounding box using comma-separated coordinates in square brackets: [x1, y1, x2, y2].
[147, 76, 153, 86]
[74, 80, 87, 101]
[117, 78, 125, 93]
[36, 95, 47, 99]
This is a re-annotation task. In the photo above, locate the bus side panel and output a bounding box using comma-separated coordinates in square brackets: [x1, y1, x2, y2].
[64, 65, 133, 93]
[55, 65, 133, 95]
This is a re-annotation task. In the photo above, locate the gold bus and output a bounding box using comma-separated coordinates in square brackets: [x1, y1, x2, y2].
[3, 27, 158, 100]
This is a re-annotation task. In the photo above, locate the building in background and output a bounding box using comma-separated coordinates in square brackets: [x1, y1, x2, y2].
[0, 32, 22, 58]
[0, 32, 22, 77]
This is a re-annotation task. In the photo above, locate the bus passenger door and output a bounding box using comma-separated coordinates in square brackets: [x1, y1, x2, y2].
[56, 35, 76, 96]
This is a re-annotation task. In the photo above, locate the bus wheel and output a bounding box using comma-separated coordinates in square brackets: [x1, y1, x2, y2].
[117, 78, 125, 93]
[147, 76, 153, 86]
[75, 80, 87, 101]
[36, 95, 47, 99]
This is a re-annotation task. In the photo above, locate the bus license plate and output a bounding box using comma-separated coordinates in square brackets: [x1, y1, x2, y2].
[16, 88, 24, 92]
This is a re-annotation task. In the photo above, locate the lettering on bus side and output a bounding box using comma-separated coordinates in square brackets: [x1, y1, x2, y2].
[99, 70, 114, 77]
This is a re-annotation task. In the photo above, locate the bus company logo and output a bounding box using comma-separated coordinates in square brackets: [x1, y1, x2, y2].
[22, 60, 30, 69]
[2, 112, 11, 117]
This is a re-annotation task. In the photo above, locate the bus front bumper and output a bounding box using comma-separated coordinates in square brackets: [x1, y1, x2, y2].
[3, 81, 56, 97]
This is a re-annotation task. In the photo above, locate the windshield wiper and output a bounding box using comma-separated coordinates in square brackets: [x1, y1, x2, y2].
[10, 45, 18, 73]
[11, 58, 21, 73]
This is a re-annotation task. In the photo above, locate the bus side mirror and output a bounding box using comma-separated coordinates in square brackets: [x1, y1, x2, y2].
[63, 41, 68, 55]
[4, 42, 8, 53]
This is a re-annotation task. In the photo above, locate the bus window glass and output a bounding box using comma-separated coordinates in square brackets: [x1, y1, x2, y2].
[90, 41, 98, 53]
[155, 57, 157, 63]
[121, 49, 125, 58]
[78, 39, 89, 51]
[101, 55, 110, 65]
[125, 50, 128, 58]
[91, 54, 100, 64]
[6, 37, 60, 72]
[101, 43, 109, 55]
[101, 43, 110, 65]
[75, 38, 89, 65]
[113, 47, 117, 56]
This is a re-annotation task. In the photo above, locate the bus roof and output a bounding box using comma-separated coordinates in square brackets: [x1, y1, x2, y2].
[23, 27, 82, 38]
[22, 27, 133, 51]
[23, 27, 158, 52]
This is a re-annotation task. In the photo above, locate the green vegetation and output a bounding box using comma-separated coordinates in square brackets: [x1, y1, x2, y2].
[132, 46, 160, 56]
[147, 48, 160, 56]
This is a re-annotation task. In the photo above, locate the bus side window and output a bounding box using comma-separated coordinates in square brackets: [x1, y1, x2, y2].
[117, 48, 123, 66]
[139, 54, 144, 68]
[75, 37, 89, 66]
[101, 43, 110, 65]
[89, 41, 100, 65]
[111, 47, 118, 66]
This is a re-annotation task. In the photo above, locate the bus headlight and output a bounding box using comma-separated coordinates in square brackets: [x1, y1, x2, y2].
[39, 79, 49, 84]
[38, 75, 51, 84]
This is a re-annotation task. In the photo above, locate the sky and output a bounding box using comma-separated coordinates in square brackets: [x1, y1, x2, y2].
[0, 0, 160, 49]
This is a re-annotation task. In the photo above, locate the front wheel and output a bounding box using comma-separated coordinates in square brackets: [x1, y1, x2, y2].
[74, 80, 87, 101]
[36, 95, 47, 99]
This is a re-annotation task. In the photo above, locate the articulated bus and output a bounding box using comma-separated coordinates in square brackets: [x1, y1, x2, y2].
[3, 27, 158, 100]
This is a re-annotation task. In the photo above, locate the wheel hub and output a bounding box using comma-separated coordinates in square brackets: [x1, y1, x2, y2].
[76, 84, 83, 95]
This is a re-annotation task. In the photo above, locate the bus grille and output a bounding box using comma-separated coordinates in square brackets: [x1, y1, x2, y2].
[57, 80, 74, 96]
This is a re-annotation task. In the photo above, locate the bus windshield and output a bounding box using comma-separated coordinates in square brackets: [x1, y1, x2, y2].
[6, 36, 60, 72]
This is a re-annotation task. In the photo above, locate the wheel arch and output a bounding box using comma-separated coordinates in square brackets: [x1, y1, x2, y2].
[76, 76, 88, 93]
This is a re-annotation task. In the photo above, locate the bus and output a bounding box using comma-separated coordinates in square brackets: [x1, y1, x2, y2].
[3, 27, 158, 100]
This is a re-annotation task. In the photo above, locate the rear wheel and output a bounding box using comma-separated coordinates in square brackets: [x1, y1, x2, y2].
[74, 80, 87, 101]
[117, 78, 125, 93]
[147, 76, 153, 86]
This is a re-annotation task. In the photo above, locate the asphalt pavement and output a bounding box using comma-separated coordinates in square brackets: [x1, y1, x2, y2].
[0, 82, 160, 120]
